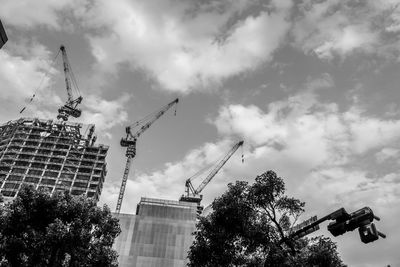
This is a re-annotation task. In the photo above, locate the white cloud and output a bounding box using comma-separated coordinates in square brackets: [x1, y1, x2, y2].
[3, 0, 400, 84]
[291, 0, 400, 59]
[214, 85, 400, 162]
[0, 0, 84, 29]
[80, 93, 131, 138]
[0, 42, 53, 100]
[346, 108, 400, 154]
[313, 25, 378, 59]
[0, 41, 64, 121]
[82, 0, 291, 93]
[375, 147, 400, 163]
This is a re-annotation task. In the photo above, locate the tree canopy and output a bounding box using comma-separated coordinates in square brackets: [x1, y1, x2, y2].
[0, 186, 121, 267]
[188, 170, 345, 267]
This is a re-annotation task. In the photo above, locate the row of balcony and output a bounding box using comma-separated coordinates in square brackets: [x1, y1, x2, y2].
[0, 169, 104, 183]
[2, 157, 105, 169]
[1, 175, 103, 190]
[7, 145, 106, 157]
[0, 184, 100, 199]
[2, 156, 106, 170]
[1, 149, 106, 163]
[8, 140, 107, 155]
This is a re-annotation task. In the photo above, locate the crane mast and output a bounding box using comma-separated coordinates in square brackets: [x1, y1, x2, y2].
[180, 140, 244, 204]
[57, 45, 83, 121]
[115, 98, 179, 213]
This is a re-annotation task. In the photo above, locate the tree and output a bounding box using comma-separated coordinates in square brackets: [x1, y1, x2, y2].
[0, 185, 121, 267]
[188, 170, 344, 267]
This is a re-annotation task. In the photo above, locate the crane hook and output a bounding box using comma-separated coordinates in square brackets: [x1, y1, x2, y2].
[19, 94, 36, 114]
[241, 144, 244, 163]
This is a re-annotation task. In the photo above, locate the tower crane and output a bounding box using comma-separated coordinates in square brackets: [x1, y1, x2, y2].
[57, 45, 83, 121]
[179, 140, 244, 205]
[115, 98, 179, 213]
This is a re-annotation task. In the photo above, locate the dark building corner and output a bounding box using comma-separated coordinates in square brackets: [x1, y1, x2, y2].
[0, 19, 8, 49]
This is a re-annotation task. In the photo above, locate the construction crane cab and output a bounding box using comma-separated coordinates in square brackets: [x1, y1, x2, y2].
[57, 96, 83, 121]
[180, 181, 203, 204]
[57, 45, 83, 121]
[120, 126, 137, 146]
[179, 140, 244, 205]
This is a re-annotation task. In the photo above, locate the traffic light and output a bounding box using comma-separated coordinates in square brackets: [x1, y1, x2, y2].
[327, 220, 347, 237]
[327, 207, 350, 237]
[327, 207, 386, 243]
[345, 207, 375, 232]
[359, 223, 379, 243]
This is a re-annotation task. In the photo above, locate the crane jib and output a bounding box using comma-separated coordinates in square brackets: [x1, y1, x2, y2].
[115, 98, 179, 213]
[181, 140, 244, 204]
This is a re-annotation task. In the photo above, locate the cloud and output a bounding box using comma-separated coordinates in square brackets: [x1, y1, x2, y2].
[0, 0, 85, 29]
[82, 0, 291, 93]
[292, 0, 400, 60]
[0, 41, 65, 121]
[80, 93, 131, 138]
[3, 0, 400, 92]
[213, 81, 400, 161]
[0, 42, 53, 100]
[375, 147, 399, 163]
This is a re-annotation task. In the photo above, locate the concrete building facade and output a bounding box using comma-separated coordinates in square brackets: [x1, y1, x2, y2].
[0, 118, 108, 201]
[114, 197, 199, 267]
[0, 19, 7, 49]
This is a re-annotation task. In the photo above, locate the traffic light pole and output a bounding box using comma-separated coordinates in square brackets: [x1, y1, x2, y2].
[290, 208, 350, 239]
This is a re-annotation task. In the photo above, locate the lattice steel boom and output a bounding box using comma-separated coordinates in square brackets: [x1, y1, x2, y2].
[57, 45, 83, 121]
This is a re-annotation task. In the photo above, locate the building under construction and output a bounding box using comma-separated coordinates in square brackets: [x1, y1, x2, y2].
[113, 197, 199, 267]
[0, 117, 108, 201]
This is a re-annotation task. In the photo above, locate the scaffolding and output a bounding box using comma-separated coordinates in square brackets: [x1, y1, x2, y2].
[0, 118, 108, 201]
[113, 197, 200, 267]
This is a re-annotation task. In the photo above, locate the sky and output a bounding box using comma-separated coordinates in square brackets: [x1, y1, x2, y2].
[1, 0, 400, 265]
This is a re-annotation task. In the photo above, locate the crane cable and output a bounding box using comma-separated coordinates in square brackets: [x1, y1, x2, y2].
[241, 143, 245, 163]
[174, 102, 177, 116]
[187, 145, 237, 183]
[63, 52, 81, 97]
[19, 48, 61, 114]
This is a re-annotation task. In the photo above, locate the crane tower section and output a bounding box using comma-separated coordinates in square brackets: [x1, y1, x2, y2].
[115, 98, 179, 213]
[179, 140, 244, 205]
